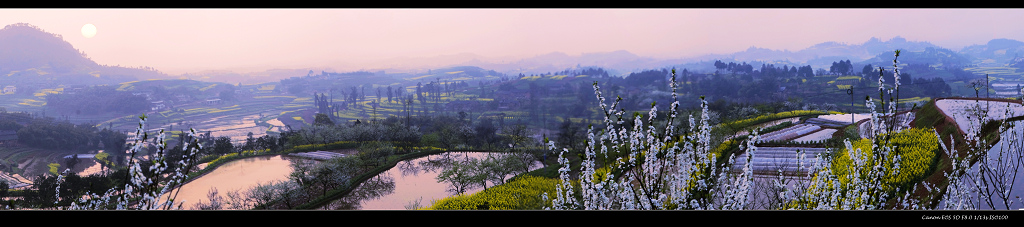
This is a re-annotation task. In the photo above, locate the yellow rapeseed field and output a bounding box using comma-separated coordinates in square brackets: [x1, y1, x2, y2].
[426, 175, 558, 210]
[831, 128, 938, 193]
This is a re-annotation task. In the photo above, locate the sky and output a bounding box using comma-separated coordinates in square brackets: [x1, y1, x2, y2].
[1, 9, 1023, 75]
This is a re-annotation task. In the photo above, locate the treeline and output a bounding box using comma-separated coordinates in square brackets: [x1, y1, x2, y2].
[830, 60, 854, 75]
[286, 113, 539, 153]
[16, 117, 97, 150]
[0, 112, 127, 153]
[12, 168, 129, 208]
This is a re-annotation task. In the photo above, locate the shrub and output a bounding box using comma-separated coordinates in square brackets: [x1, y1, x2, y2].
[358, 142, 395, 164]
[48, 163, 60, 175]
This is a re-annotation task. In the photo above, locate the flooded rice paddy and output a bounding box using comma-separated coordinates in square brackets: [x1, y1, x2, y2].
[173, 151, 540, 210]
[171, 155, 295, 209]
[199, 114, 277, 143]
[320, 152, 542, 210]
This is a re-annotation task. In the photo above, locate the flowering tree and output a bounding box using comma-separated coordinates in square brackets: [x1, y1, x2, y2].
[52, 115, 202, 210]
[546, 50, 1024, 210]
[780, 50, 1024, 210]
[546, 69, 754, 210]
[937, 96, 1024, 210]
[782, 51, 912, 210]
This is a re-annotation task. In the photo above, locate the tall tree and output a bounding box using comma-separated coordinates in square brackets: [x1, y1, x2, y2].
[213, 137, 234, 155]
[556, 118, 584, 153]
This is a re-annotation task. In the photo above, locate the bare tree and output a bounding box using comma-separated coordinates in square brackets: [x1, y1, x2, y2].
[191, 188, 223, 210]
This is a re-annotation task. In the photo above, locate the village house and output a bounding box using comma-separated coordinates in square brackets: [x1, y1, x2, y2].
[151, 101, 165, 111]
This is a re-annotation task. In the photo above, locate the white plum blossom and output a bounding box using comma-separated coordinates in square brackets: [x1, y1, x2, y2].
[546, 69, 754, 210]
[53, 114, 203, 210]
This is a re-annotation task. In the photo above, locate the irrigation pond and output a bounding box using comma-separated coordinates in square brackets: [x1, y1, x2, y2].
[319, 151, 542, 210]
[171, 151, 540, 210]
[170, 154, 295, 209]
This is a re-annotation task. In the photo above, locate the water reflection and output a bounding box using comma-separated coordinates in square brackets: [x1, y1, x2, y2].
[325, 152, 540, 210]
[202, 114, 271, 143]
[72, 158, 103, 177]
[396, 158, 420, 177]
[320, 174, 396, 210]
[171, 155, 295, 209]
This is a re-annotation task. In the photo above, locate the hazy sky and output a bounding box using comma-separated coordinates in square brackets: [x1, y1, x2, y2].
[2, 9, 1022, 75]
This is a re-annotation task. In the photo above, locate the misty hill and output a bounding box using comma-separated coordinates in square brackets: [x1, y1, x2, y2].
[960, 38, 1024, 67]
[692, 37, 945, 69]
[521, 36, 1018, 76]
[861, 46, 971, 68]
[681, 36, 1024, 72]
[438, 50, 687, 77]
[426, 66, 504, 78]
[0, 23, 166, 85]
[181, 69, 312, 84]
[179, 34, 1024, 84]
[415, 37, 961, 77]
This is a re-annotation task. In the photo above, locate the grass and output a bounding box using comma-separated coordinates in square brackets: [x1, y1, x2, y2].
[912, 99, 945, 129]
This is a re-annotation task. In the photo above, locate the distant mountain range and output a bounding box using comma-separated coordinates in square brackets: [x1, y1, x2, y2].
[0, 23, 166, 85]
[4, 22, 1024, 84]
[408, 36, 1021, 77]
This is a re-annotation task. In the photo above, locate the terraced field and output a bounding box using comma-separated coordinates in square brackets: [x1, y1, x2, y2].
[759, 124, 822, 142]
[0, 146, 88, 180]
[791, 129, 838, 143]
[935, 98, 1024, 133]
[965, 66, 1024, 79]
[731, 147, 830, 176]
[95, 93, 313, 143]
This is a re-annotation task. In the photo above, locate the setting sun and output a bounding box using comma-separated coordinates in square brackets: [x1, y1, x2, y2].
[81, 23, 96, 38]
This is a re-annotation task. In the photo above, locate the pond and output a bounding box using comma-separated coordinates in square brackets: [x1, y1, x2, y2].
[170, 155, 295, 209]
[319, 152, 542, 210]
